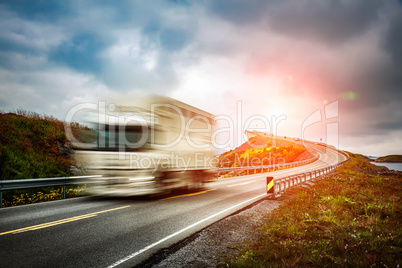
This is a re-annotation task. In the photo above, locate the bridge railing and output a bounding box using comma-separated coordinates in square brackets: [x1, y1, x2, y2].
[0, 175, 101, 208]
[268, 150, 350, 198]
[214, 154, 319, 179]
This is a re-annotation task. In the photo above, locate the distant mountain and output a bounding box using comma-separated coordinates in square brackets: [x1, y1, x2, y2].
[364, 155, 377, 161]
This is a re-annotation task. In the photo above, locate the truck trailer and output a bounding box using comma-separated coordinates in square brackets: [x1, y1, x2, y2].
[71, 95, 216, 196]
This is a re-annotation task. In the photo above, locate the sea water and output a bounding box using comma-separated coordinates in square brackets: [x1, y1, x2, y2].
[372, 162, 402, 172]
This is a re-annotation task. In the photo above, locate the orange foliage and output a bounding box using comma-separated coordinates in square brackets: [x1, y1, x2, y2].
[218, 135, 306, 168]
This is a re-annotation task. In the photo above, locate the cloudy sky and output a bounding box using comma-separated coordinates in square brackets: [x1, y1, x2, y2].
[1, 0, 401, 156]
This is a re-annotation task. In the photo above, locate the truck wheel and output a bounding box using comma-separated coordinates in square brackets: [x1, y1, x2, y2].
[187, 171, 203, 192]
[154, 172, 172, 195]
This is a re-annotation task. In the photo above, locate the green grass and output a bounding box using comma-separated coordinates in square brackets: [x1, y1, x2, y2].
[228, 155, 401, 267]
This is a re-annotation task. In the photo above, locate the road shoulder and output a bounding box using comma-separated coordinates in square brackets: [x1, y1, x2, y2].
[137, 198, 281, 268]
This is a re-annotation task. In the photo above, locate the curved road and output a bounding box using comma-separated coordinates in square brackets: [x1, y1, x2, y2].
[0, 145, 347, 267]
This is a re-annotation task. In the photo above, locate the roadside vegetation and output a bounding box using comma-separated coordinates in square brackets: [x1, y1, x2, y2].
[1, 186, 87, 207]
[0, 110, 95, 207]
[0, 110, 70, 180]
[228, 153, 401, 267]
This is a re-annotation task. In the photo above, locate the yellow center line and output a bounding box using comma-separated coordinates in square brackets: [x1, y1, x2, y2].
[159, 189, 216, 201]
[226, 180, 256, 188]
[0, 205, 131, 236]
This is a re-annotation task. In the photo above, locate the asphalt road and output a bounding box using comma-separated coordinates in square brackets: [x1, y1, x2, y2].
[0, 146, 347, 268]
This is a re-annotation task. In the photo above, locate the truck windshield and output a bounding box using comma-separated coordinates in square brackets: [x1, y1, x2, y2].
[96, 124, 151, 151]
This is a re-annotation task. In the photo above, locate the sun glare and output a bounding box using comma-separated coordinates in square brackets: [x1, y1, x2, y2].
[266, 105, 286, 117]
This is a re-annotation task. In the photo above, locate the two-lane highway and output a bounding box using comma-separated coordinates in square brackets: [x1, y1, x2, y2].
[0, 146, 347, 267]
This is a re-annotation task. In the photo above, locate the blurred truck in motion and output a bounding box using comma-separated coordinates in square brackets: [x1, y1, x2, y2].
[71, 95, 216, 196]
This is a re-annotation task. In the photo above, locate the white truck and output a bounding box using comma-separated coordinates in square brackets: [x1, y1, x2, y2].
[72, 95, 216, 196]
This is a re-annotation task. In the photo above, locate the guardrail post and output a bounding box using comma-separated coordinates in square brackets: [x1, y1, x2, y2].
[62, 185, 66, 199]
[0, 190, 2, 208]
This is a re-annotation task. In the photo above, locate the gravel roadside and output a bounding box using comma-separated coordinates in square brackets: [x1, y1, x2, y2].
[136, 198, 281, 268]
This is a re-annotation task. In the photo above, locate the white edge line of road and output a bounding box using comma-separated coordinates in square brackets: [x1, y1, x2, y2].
[107, 192, 267, 268]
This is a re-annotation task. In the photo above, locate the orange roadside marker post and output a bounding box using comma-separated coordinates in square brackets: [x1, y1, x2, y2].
[266, 176, 275, 198]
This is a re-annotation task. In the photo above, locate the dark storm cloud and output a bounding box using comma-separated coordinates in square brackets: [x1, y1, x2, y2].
[266, 0, 383, 44]
[383, 11, 402, 87]
[49, 32, 111, 74]
[0, 31, 40, 55]
[2, 1, 73, 21]
[159, 28, 193, 52]
[142, 22, 194, 52]
[207, 0, 270, 25]
[207, 0, 383, 44]
[375, 117, 402, 132]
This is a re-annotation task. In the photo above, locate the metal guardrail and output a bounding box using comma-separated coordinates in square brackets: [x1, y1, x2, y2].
[0, 175, 101, 208]
[215, 154, 320, 178]
[268, 150, 350, 198]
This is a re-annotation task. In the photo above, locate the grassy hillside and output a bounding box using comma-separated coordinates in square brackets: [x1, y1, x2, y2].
[347, 152, 373, 162]
[0, 110, 97, 207]
[218, 135, 314, 168]
[228, 154, 401, 267]
[0, 110, 94, 181]
[0, 111, 72, 180]
[375, 154, 402, 163]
